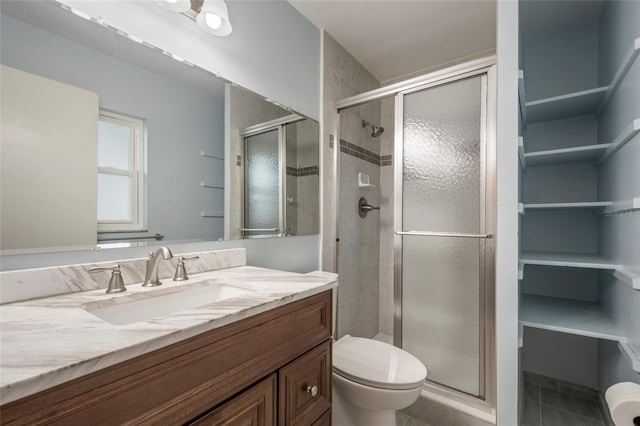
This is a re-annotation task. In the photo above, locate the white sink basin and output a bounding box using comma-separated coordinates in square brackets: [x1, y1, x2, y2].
[84, 282, 253, 325]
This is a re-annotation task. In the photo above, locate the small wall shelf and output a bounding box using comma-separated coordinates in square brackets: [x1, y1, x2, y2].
[520, 251, 640, 290]
[200, 150, 224, 160]
[201, 181, 224, 189]
[200, 211, 224, 217]
[520, 294, 623, 341]
[525, 87, 609, 124]
[520, 251, 619, 270]
[524, 144, 611, 167]
[518, 201, 613, 215]
[520, 294, 640, 372]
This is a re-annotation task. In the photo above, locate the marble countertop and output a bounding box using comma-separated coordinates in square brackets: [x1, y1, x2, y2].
[0, 266, 338, 404]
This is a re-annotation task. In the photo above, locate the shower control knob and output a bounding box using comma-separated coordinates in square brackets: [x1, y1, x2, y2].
[306, 385, 318, 397]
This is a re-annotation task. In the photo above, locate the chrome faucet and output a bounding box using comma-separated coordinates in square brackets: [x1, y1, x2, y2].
[143, 247, 173, 287]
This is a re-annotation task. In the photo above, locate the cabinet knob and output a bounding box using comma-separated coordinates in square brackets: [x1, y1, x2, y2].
[306, 385, 318, 397]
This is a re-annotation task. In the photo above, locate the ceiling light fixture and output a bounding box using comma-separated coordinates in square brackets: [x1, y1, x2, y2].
[155, 0, 191, 13]
[196, 0, 232, 36]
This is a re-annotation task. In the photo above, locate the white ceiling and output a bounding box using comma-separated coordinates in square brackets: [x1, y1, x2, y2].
[289, 0, 497, 84]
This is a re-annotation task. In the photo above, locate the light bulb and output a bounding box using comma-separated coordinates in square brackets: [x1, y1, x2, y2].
[204, 13, 223, 29]
[166, 0, 178, 3]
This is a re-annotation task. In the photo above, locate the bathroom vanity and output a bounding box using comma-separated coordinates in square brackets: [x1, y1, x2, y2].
[0, 249, 337, 425]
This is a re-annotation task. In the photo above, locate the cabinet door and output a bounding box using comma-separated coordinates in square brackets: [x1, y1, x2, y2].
[279, 341, 331, 426]
[311, 410, 331, 426]
[190, 374, 277, 426]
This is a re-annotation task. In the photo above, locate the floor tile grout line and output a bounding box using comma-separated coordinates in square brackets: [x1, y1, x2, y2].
[539, 403, 604, 422]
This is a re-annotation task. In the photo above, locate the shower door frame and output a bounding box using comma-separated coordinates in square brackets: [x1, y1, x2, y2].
[332, 57, 497, 411]
[393, 68, 497, 411]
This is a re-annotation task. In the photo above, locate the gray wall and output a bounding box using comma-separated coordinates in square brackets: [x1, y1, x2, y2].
[596, 0, 640, 391]
[1, 14, 225, 243]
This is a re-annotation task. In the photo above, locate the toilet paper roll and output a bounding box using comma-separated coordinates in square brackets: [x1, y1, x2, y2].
[605, 382, 640, 426]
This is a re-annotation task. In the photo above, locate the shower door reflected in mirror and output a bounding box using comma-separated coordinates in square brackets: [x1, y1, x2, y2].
[395, 72, 494, 400]
[243, 128, 283, 239]
[241, 115, 319, 239]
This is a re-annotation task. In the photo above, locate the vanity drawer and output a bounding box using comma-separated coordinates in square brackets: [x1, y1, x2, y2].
[188, 374, 277, 426]
[278, 340, 331, 426]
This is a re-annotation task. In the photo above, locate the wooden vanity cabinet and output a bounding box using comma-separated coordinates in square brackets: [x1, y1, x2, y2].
[0, 291, 333, 426]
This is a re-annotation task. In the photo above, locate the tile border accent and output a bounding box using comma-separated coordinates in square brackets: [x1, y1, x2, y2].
[330, 134, 392, 166]
[286, 165, 319, 177]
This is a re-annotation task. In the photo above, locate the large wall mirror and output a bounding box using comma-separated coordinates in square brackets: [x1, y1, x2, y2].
[0, 1, 319, 255]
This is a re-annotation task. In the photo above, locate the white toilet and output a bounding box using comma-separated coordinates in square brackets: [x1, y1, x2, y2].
[332, 335, 427, 426]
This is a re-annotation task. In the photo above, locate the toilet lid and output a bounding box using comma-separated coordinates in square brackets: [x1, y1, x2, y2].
[333, 335, 427, 390]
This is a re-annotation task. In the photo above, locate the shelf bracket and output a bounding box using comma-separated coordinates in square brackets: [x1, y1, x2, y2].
[613, 269, 640, 290]
[518, 324, 524, 349]
[518, 137, 526, 170]
[618, 341, 640, 373]
[602, 197, 640, 215]
[518, 70, 527, 129]
[518, 263, 524, 280]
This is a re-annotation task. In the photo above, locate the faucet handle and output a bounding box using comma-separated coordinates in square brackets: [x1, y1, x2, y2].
[89, 264, 126, 294]
[173, 256, 199, 281]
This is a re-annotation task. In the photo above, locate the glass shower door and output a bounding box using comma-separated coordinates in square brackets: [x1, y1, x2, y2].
[395, 74, 491, 399]
[243, 128, 284, 238]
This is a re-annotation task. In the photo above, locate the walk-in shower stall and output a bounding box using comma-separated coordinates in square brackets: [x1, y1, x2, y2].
[333, 58, 497, 414]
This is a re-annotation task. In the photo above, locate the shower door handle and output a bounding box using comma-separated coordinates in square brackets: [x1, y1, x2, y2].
[395, 231, 493, 239]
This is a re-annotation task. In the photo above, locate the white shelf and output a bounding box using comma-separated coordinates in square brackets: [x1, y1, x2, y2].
[618, 342, 640, 373]
[520, 251, 619, 270]
[525, 87, 608, 124]
[596, 37, 640, 116]
[520, 294, 623, 341]
[200, 150, 224, 160]
[524, 144, 610, 167]
[520, 201, 613, 212]
[596, 118, 640, 164]
[200, 211, 224, 217]
[201, 181, 224, 189]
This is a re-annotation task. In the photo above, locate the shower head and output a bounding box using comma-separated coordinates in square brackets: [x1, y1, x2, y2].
[362, 120, 384, 138]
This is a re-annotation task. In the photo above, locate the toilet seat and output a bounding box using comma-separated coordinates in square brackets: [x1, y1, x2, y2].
[333, 335, 427, 390]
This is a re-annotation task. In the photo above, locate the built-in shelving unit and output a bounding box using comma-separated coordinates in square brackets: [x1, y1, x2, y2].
[518, 7, 640, 382]
[520, 294, 623, 341]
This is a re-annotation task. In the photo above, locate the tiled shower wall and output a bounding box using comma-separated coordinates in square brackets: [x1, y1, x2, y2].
[322, 33, 383, 338]
[379, 97, 396, 337]
[285, 119, 319, 236]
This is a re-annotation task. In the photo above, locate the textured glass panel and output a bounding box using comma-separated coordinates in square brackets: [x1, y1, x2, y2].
[244, 129, 280, 231]
[98, 120, 131, 170]
[402, 235, 485, 397]
[400, 75, 487, 398]
[97, 174, 131, 221]
[402, 76, 483, 233]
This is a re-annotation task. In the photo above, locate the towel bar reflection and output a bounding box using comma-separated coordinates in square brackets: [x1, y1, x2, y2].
[97, 233, 165, 242]
[395, 231, 493, 239]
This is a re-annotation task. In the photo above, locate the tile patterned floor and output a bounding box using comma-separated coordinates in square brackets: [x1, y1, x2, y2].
[520, 372, 609, 426]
